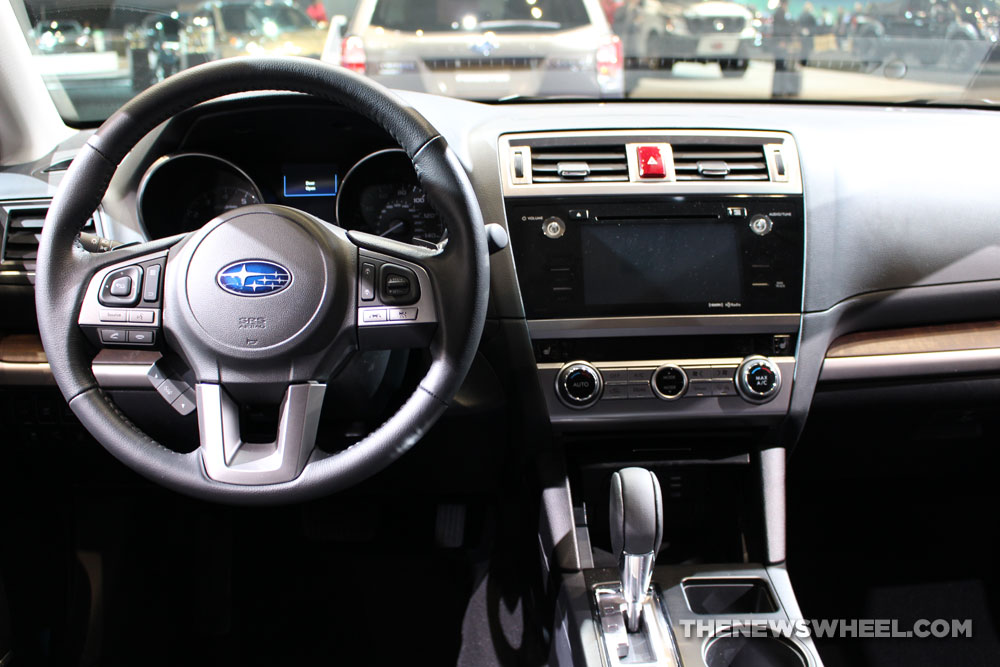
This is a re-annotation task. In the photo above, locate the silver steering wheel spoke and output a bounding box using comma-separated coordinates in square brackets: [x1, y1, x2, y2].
[197, 382, 326, 485]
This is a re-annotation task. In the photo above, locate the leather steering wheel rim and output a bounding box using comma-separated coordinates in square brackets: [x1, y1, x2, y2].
[35, 58, 489, 504]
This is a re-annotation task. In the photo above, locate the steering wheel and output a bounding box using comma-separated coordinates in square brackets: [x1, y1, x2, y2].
[34, 58, 489, 504]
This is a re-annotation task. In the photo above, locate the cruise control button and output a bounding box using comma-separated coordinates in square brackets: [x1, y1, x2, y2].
[127, 330, 155, 345]
[171, 391, 196, 416]
[388, 307, 418, 321]
[99, 328, 126, 344]
[146, 363, 167, 388]
[127, 310, 155, 324]
[156, 378, 185, 403]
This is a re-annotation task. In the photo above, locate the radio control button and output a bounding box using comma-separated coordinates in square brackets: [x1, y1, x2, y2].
[542, 217, 566, 239]
[749, 215, 774, 236]
[652, 364, 688, 400]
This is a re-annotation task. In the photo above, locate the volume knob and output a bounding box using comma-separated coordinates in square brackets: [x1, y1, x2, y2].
[556, 361, 603, 409]
[736, 356, 781, 403]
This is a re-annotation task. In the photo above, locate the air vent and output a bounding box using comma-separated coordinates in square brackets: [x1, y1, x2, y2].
[1, 201, 94, 284]
[671, 143, 770, 181]
[527, 144, 630, 183]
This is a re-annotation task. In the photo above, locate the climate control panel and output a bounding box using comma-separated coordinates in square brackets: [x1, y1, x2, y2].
[542, 355, 794, 425]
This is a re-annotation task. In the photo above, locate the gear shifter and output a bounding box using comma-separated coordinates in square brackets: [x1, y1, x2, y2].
[609, 467, 663, 633]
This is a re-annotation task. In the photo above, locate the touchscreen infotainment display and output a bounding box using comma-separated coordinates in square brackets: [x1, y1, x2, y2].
[581, 220, 743, 307]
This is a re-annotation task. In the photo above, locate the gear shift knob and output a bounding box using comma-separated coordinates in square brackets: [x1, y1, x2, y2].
[609, 467, 663, 633]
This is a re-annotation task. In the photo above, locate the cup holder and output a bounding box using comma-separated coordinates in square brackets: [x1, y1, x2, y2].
[683, 579, 778, 615]
[704, 636, 807, 667]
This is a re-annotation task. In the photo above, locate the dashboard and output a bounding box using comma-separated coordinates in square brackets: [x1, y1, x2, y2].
[131, 103, 444, 245]
[5, 92, 1000, 446]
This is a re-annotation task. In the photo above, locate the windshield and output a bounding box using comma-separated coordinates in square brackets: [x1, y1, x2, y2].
[10, 0, 1000, 124]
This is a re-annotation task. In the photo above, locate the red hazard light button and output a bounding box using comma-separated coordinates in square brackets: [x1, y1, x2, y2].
[637, 146, 666, 179]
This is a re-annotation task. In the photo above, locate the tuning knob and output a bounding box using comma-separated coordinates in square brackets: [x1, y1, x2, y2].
[555, 361, 603, 409]
[736, 356, 781, 403]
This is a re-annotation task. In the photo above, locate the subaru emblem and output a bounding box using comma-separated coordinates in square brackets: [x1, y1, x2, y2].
[217, 260, 292, 296]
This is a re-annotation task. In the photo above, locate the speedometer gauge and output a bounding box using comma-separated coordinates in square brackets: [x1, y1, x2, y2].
[337, 149, 446, 245]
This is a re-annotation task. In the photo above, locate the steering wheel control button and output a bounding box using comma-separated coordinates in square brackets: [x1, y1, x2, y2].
[99, 309, 127, 322]
[379, 264, 420, 305]
[388, 307, 418, 321]
[110, 276, 132, 296]
[542, 216, 566, 239]
[556, 362, 603, 409]
[651, 364, 688, 400]
[736, 356, 782, 403]
[361, 309, 388, 323]
[142, 263, 162, 302]
[127, 310, 155, 324]
[99, 328, 126, 344]
[146, 363, 168, 388]
[99, 266, 142, 306]
[170, 391, 197, 416]
[156, 378, 185, 403]
[749, 215, 774, 236]
[360, 262, 376, 301]
[127, 330, 155, 345]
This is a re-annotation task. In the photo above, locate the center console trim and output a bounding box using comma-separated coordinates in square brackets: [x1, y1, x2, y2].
[528, 314, 802, 339]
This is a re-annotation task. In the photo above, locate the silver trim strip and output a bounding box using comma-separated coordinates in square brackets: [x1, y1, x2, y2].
[820, 348, 1000, 382]
[528, 314, 800, 339]
[499, 130, 803, 197]
[197, 382, 326, 485]
[0, 360, 54, 385]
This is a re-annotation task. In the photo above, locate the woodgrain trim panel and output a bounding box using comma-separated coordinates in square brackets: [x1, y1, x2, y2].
[826, 320, 1000, 358]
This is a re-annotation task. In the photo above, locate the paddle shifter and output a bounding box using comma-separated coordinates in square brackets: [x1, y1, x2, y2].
[609, 467, 664, 633]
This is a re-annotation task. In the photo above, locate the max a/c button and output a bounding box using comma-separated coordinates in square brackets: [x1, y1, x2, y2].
[388, 307, 417, 321]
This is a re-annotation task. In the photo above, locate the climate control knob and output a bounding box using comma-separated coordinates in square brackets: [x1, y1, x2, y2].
[736, 356, 782, 403]
[652, 364, 688, 400]
[556, 361, 603, 409]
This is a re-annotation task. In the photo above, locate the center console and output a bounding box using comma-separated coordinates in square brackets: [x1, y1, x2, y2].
[499, 130, 805, 427]
[500, 131, 816, 666]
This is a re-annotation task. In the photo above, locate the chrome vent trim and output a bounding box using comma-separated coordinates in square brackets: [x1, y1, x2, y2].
[499, 130, 802, 196]
[672, 143, 769, 181]
[527, 144, 630, 183]
[1, 199, 96, 285]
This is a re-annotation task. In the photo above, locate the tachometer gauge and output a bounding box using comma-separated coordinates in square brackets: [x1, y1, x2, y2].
[138, 153, 263, 238]
[182, 185, 261, 229]
[337, 149, 446, 245]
